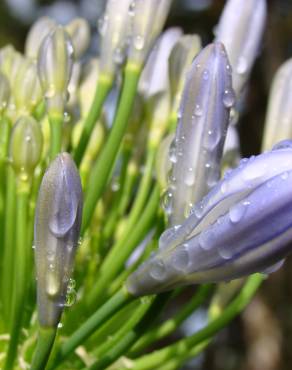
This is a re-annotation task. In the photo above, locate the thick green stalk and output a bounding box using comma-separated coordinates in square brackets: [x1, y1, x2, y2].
[49, 114, 63, 160]
[130, 274, 263, 370]
[129, 284, 213, 356]
[52, 287, 133, 367]
[82, 63, 141, 233]
[1, 166, 16, 326]
[30, 327, 57, 370]
[73, 75, 113, 167]
[86, 185, 160, 310]
[4, 183, 29, 370]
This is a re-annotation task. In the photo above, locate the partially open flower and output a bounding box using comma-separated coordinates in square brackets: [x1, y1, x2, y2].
[127, 143, 292, 295]
[215, 0, 267, 97]
[164, 42, 235, 226]
[38, 26, 74, 116]
[34, 153, 83, 327]
[128, 0, 173, 66]
[262, 58, 292, 151]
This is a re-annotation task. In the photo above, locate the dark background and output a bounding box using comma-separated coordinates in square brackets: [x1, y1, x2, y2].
[1, 1, 291, 369]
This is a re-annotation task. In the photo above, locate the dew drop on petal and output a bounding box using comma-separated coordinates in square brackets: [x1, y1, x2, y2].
[229, 201, 249, 224]
[149, 259, 166, 280]
[171, 244, 189, 271]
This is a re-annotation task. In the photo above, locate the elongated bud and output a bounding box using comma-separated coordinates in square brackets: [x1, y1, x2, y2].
[215, 0, 267, 97]
[25, 17, 57, 60]
[139, 28, 182, 99]
[38, 26, 74, 116]
[127, 143, 292, 295]
[98, 0, 133, 76]
[78, 58, 99, 116]
[13, 59, 42, 114]
[0, 72, 10, 113]
[164, 42, 235, 226]
[9, 116, 43, 179]
[168, 35, 201, 112]
[65, 18, 90, 59]
[262, 58, 292, 151]
[128, 0, 173, 66]
[34, 153, 83, 327]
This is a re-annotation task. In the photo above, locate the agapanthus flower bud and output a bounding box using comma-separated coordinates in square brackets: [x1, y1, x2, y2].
[34, 153, 83, 327]
[25, 17, 57, 60]
[128, 0, 173, 66]
[165, 42, 235, 226]
[13, 59, 42, 114]
[78, 58, 99, 116]
[262, 58, 292, 151]
[127, 144, 292, 295]
[38, 26, 74, 116]
[138, 28, 182, 99]
[215, 0, 267, 97]
[0, 72, 10, 113]
[65, 18, 90, 59]
[168, 34, 201, 112]
[98, 0, 133, 76]
[9, 116, 43, 179]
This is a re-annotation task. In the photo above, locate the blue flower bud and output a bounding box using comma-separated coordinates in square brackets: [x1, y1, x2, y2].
[164, 42, 235, 225]
[34, 153, 83, 327]
[127, 144, 292, 295]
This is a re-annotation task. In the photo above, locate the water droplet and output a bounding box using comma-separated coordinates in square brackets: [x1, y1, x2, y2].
[242, 163, 266, 182]
[65, 289, 76, 307]
[113, 47, 124, 65]
[281, 172, 289, 180]
[222, 89, 235, 108]
[194, 104, 202, 117]
[32, 245, 36, 250]
[64, 111, 70, 123]
[204, 129, 220, 150]
[57, 323, 63, 329]
[98, 15, 108, 36]
[19, 167, 28, 181]
[67, 278, 76, 290]
[129, 1, 136, 16]
[199, 228, 214, 250]
[159, 225, 181, 250]
[226, 63, 232, 74]
[169, 140, 177, 163]
[196, 63, 201, 70]
[218, 245, 233, 259]
[193, 202, 204, 218]
[161, 190, 173, 215]
[149, 259, 166, 280]
[46, 271, 60, 297]
[202, 69, 209, 80]
[229, 201, 249, 224]
[185, 167, 195, 186]
[133, 35, 145, 50]
[111, 179, 120, 192]
[25, 135, 31, 142]
[236, 57, 248, 75]
[171, 244, 189, 271]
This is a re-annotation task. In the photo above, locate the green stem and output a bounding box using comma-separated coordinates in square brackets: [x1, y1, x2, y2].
[129, 284, 213, 356]
[30, 327, 57, 370]
[130, 274, 263, 370]
[1, 166, 16, 326]
[52, 287, 133, 367]
[49, 114, 63, 160]
[73, 75, 113, 167]
[86, 292, 172, 370]
[82, 63, 141, 234]
[4, 184, 29, 370]
[86, 185, 160, 310]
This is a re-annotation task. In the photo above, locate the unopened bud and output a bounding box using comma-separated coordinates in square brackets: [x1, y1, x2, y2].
[9, 116, 43, 179]
[65, 18, 90, 59]
[0, 72, 10, 114]
[38, 26, 74, 116]
[34, 153, 83, 327]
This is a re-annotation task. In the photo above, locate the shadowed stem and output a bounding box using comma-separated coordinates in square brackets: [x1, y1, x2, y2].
[73, 75, 113, 167]
[82, 62, 141, 233]
[4, 184, 29, 370]
[30, 327, 57, 370]
[51, 287, 133, 368]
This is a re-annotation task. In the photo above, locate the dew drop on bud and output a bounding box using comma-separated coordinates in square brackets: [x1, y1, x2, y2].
[149, 259, 166, 281]
[222, 89, 235, 108]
